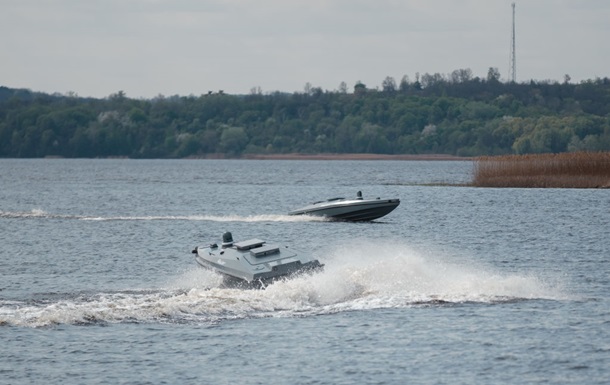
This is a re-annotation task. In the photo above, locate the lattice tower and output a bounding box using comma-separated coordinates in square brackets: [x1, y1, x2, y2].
[509, 3, 517, 82]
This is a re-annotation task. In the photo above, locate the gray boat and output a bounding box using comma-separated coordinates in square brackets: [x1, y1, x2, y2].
[191, 232, 323, 288]
[288, 191, 400, 221]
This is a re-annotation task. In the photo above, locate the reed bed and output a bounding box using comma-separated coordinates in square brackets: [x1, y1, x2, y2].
[473, 152, 610, 188]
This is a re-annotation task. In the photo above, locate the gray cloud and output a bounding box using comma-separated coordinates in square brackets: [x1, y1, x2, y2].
[1, 0, 608, 98]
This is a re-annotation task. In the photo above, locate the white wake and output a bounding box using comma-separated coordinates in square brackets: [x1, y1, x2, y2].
[0, 240, 566, 327]
[0, 209, 326, 222]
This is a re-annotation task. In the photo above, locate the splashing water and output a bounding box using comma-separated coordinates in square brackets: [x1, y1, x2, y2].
[0, 240, 564, 328]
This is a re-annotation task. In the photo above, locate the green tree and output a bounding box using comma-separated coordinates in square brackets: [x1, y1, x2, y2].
[219, 126, 249, 155]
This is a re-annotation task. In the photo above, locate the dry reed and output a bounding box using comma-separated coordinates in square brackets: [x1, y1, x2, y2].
[473, 152, 610, 188]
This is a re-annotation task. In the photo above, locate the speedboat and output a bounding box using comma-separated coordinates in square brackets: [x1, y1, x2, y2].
[288, 191, 400, 221]
[191, 232, 323, 288]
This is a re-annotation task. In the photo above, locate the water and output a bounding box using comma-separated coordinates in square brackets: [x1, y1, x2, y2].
[0, 159, 608, 384]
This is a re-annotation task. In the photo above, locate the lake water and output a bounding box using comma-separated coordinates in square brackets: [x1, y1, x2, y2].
[0, 159, 608, 384]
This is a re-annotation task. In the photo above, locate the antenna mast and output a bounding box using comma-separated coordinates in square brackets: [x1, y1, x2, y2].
[509, 3, 516, 82]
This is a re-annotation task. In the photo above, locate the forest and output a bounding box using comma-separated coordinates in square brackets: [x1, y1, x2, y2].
[1, 68, 610, 158]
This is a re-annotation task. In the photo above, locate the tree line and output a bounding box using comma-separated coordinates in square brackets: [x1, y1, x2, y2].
[1, 69, 610, 158]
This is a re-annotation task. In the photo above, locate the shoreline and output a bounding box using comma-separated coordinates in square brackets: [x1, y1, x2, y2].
[33, 153, 472, 161]
[240, 153, 472, 161]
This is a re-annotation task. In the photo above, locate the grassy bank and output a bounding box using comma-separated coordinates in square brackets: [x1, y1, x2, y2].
[473, 152, 610, 188]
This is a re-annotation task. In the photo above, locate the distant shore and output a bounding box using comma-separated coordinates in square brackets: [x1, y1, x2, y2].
[39, 153, 472, 161]
[240, 153, 472, 161]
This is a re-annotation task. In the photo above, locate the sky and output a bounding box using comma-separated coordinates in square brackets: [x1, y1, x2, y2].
[2, 0, 609, 99]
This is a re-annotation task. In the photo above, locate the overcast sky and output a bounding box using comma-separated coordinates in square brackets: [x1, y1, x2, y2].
[2, 0, 609, 99]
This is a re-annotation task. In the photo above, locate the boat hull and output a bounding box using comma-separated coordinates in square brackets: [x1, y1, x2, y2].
[288, 198, 400, 221]
[195, 256, 323, 288]
[192, 237, 323, 288]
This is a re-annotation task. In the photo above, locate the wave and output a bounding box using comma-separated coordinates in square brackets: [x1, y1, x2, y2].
[0, 209, 326, 222]
[0, 240, 567, 328]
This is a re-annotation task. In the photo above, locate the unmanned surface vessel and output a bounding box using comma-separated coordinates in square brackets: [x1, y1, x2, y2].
[192, 232, 323, 287]
[288, 191, 400, 221]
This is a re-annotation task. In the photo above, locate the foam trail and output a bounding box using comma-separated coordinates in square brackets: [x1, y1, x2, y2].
[0, 240, 566, 328]
[86, 214, 327, 222]
[0, 210, 326, 222]
[304, 239, 565, 306]
[0, 209, 80, 220]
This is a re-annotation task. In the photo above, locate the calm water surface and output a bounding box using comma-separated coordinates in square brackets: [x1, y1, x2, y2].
[0, 159, 608, 384]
